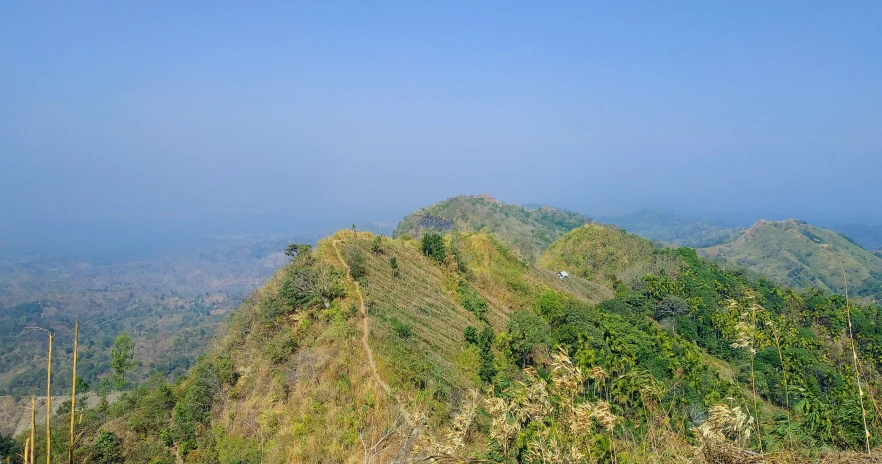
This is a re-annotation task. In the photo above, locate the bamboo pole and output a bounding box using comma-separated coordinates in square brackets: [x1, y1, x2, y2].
[46, 331, 53, 464]
[68, 320, 78, 464]
[840, 261, 871, 454]
[24, 436, 29, 464]
[31, 396, 36, 464]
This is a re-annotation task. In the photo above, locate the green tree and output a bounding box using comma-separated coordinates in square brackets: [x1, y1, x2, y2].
[111, 333, 136, 389]
[91, 431, 123, 464]
[347, 248, 367, 280]
[507, 310, 551, 366]
[421, 233, 446, 263]
[390, 256, 399, 277]
[0, 432, 15, 461]
[370, 235, 386, 255]
[464, 326, 478, 344]
[284, 243, 312, 260]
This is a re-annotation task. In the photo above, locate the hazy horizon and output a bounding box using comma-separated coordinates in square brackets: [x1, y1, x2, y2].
[3, 3, 880, 256]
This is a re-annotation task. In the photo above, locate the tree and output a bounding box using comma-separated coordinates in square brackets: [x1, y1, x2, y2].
[507, 310, 551, 366]
[347, 248, 367, 280]
[390, 256, 399, 277]
[464, 326, 478, 345]
[111, 333, 136, 389]
[0, 432, 15, 461]
[285, 243, 312, 260]
[371, 235, 386, 255]
[91, 431, 123, 464]
[421, 233, 446, 263]
[279, 262, 345, 309]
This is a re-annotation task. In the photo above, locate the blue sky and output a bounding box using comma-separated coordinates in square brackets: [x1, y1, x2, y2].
[1, 2, 881, 252]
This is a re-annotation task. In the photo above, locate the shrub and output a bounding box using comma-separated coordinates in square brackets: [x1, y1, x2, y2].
[91, 431, 123, 464]
[421, 233, 446, 262]
[507, 310, 550, 366]
[347, 248, 367, 280]
[458, 283, 488, 319]
[265, 329, 298, 364]
[370, 236, 386, 255]
[215, 354, 238, 386]
[389, 317, 413, 338]
[390, 256, 399, 277]
[464, 326, 478, 344]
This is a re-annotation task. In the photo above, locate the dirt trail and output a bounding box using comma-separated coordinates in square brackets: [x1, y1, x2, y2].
[332, 238, 413, 426]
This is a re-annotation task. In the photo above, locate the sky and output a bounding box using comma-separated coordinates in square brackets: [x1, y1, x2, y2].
[2, 2, 881, 255]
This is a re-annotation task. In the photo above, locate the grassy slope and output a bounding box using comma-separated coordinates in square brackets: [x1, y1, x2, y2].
[598, 209, 744, 248]
[201, 231, 492, 462]
[700, 219, 882, 299]
[207, 238, 383, 462]
[393, 194, 591, 261]
[198, 229, 623, 462]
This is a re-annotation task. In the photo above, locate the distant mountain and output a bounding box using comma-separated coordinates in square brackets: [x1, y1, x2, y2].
[828, 223, 882, 251]
[598, 209, 743, 248]
[393, 194, 592, 260]
[700, 219, 882, 300]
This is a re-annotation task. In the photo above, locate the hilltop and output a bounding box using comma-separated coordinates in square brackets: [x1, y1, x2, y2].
[538, 223, 681, 290]
[701, 219, 882, 301]
[393, 194, 592, 260]
[7, 197, 882, 463]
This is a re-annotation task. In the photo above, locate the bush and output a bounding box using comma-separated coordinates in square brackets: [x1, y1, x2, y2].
[172, 361, 220, 450]
[464, 326, 478, 344]
[390, 256, 399, 277]
[215, 354, 238, 386]
[91, 431, 123, 464]
[347, 248, 367, 280]
[216, 429, 260, 464]
[265, 329, 298, 364]
[390, 317, 413, 338]
[279, 262, 346, 309]
[421, 233, 446, 263]
[370, 236, 386, 255]
[507, 310, 551, 365]
[458, 283, 488, 319]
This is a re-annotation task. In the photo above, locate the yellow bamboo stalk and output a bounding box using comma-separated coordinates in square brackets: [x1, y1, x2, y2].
[24, 436, 29, 464]
[46, 331, 53, 464]
[840, 261, 871, 454]
[68, 320, 78, 464]
[31, 396, 36, 464]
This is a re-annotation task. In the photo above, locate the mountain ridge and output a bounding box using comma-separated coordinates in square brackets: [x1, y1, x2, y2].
[9, 196, 882, 463]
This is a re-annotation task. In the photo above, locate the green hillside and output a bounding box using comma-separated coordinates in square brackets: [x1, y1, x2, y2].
[8, 201, 882, 463]
[598, 209, 744, 248]
[701, 219, 882, 301]
[393, 194, 591, 260]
